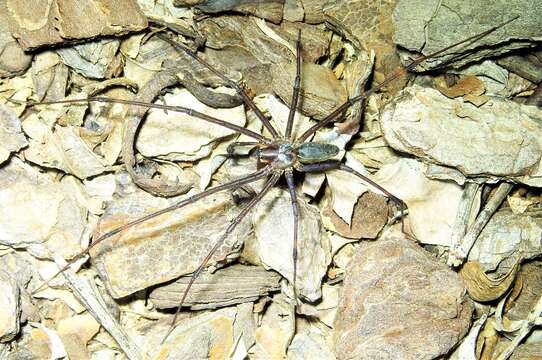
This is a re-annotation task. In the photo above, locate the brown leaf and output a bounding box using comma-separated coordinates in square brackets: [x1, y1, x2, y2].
[459, 261, 519, 302]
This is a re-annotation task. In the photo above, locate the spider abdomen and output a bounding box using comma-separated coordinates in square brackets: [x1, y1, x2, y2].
[297, 142, 339, 164]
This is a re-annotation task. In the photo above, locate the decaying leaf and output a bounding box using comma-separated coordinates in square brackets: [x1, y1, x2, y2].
[459, 261, 520, 302]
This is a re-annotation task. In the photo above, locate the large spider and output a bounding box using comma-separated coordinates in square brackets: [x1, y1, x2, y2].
[30, 17, 516, 345]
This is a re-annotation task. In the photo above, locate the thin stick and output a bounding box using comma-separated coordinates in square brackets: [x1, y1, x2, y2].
[156, 32, 281, 139]
[54, 256, 145, 360]
[285, 30, 302, 140]
[295, 16, 519, 144]
[162, 172, 282, 343]
[28, 97, 270, 144]
[448, 182, 513, 267]
[32, 166, 273, 295]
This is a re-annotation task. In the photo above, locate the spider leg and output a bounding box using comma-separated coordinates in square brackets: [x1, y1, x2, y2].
[285, 29, 302, 140]
[300, 161, 405, 229]
[156, 33, 281, 140]
[295, 16, 519, 144]
[285, 170, 299, 303]
[162, 171, 282, 343]
[32, 166, 273, 295]
[31, 97, 269, 143]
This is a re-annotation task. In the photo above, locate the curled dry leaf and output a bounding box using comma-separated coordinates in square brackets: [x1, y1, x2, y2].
[459, 261, 520, 302]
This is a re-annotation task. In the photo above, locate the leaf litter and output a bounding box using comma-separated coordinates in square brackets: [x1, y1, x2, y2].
[0, 0, 541, 359]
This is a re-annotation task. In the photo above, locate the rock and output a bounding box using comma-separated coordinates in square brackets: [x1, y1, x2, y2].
[497, 49, 542, 84]
[136, 88, 246, 162]
[57, 314, 100, 360]
[333, 234, 473, 359]
[381, 85, 542, 187]
[392, 0, 541, 70]
[253, 188, 331, 302]
[0, 104, 28, 165]
[469, 209, 542, 273]
[254, 293, 295, 359]
[0, 8, 31, 77]
[5, 0, 147, 50]
[24, 124, 109, 179]
[288, 329, 335, 360]
[372, 158, 465, 246]
[92, 187, 251, 298]
[0, 159, 87, 259]
[271, 62, 347, 120]
[0, 270, 20, 342]
[145, 308, 238, 360]
[56, 39, 121, 79]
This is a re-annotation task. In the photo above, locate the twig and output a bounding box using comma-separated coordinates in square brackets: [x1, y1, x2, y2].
[54, 256, 145, 360]
[448, 182, 481, 261]
[448, 182, 513, 266]
[496, 293, 542, 360]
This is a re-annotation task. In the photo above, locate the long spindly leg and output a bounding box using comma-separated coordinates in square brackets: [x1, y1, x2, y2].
[156, 32, 281, 140]
[285, 170, 299, 303]
[285, 30, 302, 140]
[295, 16, 519, 144]
[33, 166, 274, 295]
[162, 171, 282, 343]
[31, 97, 270, 144]
[300, 161, 405, 225]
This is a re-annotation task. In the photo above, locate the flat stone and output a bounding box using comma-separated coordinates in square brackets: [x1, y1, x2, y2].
[92, 187, 251, 298]
[393, 0, 541, 70]
[381, 85, 542, 186]
[272, 62, 347, 120]
[468, 209, 542, 273]
[0, 104, 28, 165]
[253, 188, 331, 302]
[5, 0, 147, 50]
[0, 270, 20, 342]
[0, 159, 86, 259]
[334, 234, 473, 359]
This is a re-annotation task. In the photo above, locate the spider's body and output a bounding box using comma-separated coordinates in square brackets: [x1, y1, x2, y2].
[256, 141, 339, 170]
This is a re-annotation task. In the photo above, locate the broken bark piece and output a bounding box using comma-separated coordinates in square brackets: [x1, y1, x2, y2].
[5, 0, 148, 50]
[192, 0, 285, 24]
[149, 264, 281, 310]
[497, 49, 542, 84]
[334, 234, 473, 359]
[393, 0, 539, 70]
[459, 261, 519, 302]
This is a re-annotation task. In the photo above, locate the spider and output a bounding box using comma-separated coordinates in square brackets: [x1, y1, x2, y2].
[28, 15, 517, 348]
